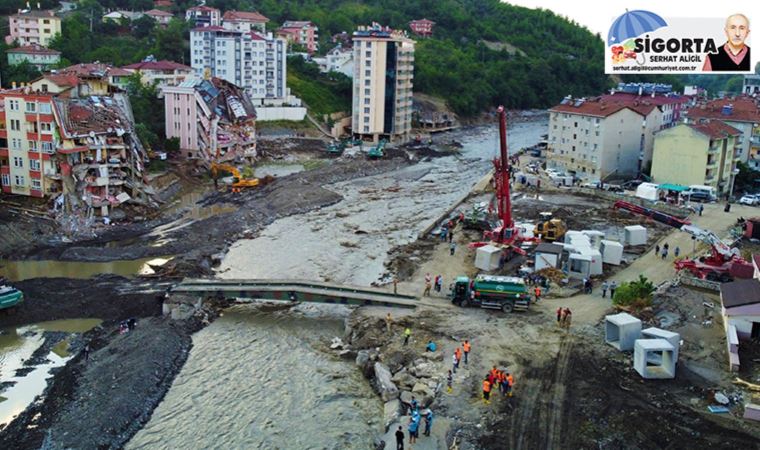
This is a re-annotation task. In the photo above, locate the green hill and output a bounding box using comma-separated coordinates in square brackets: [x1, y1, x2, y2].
[208, 0, 610, 115]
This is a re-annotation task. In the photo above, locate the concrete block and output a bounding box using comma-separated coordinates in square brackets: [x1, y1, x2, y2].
[624, 225, 647, 246]
[588, 249, 603, 275]
[605, 313, 642, 351]
[744, 403, 760, 421]
[581, 230, 605, 249]
[600, 240, 624, 265]
[170, 304, 195, 320]
[634, 338, 676, 379]
[475, 244, 501, 271]
[641, 327, 680, 360]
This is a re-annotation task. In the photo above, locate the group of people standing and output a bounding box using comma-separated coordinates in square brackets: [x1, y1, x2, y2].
[482, 365, 514, 404]
[397, 404, 434, 448]
[555, 307, 573, 329]
[423, 273, 445, 297]
[654, 242, 680, 260]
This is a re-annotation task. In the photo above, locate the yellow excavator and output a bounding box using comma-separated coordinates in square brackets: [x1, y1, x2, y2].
[210, 163, 272, 192]
[533, 212, 567, 242]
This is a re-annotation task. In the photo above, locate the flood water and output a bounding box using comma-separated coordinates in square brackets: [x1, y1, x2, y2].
[128, 304, 380, 450]
[0, 257, 173, 282]
[129, 118, 547, 447]
[0, 319, 101, 426]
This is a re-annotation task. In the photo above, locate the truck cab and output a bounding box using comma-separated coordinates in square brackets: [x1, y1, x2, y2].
[450, 274, 530, 313]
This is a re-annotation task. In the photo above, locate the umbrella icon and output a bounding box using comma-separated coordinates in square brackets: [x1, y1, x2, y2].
[608, 10, 667, 46]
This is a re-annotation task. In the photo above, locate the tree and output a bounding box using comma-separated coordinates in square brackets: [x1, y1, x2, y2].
[152, 18, 189, 64]
[164, 137, 180, 153]
[734, 161, 760, 195]
[612, 275, 655, 311]
[126, 74, 165, 147]
[132, 16, 157, 40]
[1, 60, 42, 86]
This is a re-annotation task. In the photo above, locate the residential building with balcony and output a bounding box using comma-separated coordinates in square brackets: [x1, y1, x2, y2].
[685, 96, 760, 169]
[189, 26, 287, 104]
[122, 59, 193, 94]
[276, 21, 318, 54]
[185, 5, 220, 27]
[221, 10, 268, 33]
[744, 75, 760, 96]
[102, 10, 144, 23]
[162, 77, 256, 163]
[322, 45, 353, 77]
[546, 90, 688, 181]
[351, 24, 415, 143]
[7, 44, 61, 70]
[6, 9, 61, 47]
[0, 89, 59, 198]
[651, 120, 742, 196]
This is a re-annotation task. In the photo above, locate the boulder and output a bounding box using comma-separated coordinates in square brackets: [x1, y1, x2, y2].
[330, 337, 345, 349]
[383, 399, 400, 430]
[399, 390, 415, 409]
[411, 362, 436, 378]
[391, 368, 418, 391]
[412, 382, 435, 407]
[422, 351, 444, 362]
[356, 350, 374, 378]
[373, 362, 399, 401]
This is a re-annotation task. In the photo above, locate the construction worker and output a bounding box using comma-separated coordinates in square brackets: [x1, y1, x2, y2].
[386, 313, 393, 334]
[482, 376, 492, 404]
[506, 373, 514, 397]
[489, 365, 499, 381]
[610, 281, 617, 299]
[452, 352, 459, 373]
[423, 408, 433, 437]
[601, 281, 609, 298]
[462, 340, 471, 364]
[563, 308, 573, 330]
[446, 369, 453, 393]
[534, 285, 542, 303]
[556, 307, 563, 326]
[424, 273, 432, 296]
[455, 347, 462, 369]
[500, 371, 509, 396]
[403, 327, 411, 346]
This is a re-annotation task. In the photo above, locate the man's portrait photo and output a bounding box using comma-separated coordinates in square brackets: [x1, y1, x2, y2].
[703, 13, 751, 71]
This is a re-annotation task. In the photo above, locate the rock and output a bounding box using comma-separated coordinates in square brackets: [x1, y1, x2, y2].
[714, 392, 730, 405]
[330, 337, 345, 349]
[411, 362, 435, 378]
[383, 400, 400, 430]
[337, 349, 354, 359]
[399, 390, 415, 408]
[391, 368, 418, 390]
[412, 382, 435, 407]
[356, 350, 370, 367]
[373, 363, 399, 401]
[422, 351, 444, 362]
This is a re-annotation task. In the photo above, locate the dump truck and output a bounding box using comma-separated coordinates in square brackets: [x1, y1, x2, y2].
[0, 284, 23, 311]
[449, 274, 530, 313]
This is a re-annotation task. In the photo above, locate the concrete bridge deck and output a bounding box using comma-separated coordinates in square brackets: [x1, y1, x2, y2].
[171, 278, 419, 309]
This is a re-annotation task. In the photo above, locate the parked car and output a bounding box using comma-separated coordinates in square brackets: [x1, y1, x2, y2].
[739, 194, 760, 206]
[686, 191, 714, 203]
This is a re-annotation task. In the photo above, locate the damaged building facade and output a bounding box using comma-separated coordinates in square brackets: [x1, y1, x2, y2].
[162, 77, 256, 163]
[0, 67, 153, 218]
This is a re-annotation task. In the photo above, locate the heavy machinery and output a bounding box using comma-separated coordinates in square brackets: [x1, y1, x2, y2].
[472, 106, 536, 257]
[533, 212, 567, 242]
[0, 284, 23, 311]
[210, 163, 272, 192]
[449, 274, 531, 313]
[326, 140, 346, 155]
[613, 200, 752, 281]
[368, 139, 387, 159]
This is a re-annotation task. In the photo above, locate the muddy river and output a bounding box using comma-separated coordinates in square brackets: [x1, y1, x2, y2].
[131, 119, 547, 446]
[0, 319, 101, 426]
[127, 304, 380, 450]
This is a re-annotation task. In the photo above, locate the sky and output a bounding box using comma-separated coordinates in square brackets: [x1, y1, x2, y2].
[504, 1, 760, 36]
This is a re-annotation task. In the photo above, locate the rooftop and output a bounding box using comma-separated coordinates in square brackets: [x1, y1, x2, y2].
[410, 18, 436, 25]
[222, 10, 269, 23]
[187, 5, 219, 12]
[686, 96, 760, 124]
[281, 20, 313, 28]
[550, 93, 685, 118]
[145, 9, 173, 16]
[12, 9, 56, 18]
[122, 60, 192, 71]
[54, 96, 131, 137]
[720, 278, 760, 309]
[686, 119, 742, 140]
[62, 63, 132, 77]
[7, 44, 60, 55]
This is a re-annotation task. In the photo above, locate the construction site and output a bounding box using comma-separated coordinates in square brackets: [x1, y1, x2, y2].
[1, 108, 760, 450]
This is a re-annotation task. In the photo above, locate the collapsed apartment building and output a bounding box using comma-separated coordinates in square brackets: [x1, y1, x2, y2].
[163, 76, 256, 164]
[0, 64, 153, 218]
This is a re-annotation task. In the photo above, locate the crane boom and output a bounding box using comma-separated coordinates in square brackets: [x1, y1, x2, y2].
[494, 106, 513, 231]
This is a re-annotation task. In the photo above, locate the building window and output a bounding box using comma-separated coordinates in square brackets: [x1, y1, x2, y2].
[574, 122, 578, 127]
[363, 126, 369, 132]
[364, 79, 370, 86]
[11, 139, 22, 150]
[364, 117, 369, 123]
[40, 122, 52, 132]
[573, 134, 576, 139]
[8, 100, 19, 111]
[365, 70, 371, 76]
[364, 98, 370, 105]
[364, 107, 370, 113]
[41, 142, 53, 153]
[1, 174, 9, 186]
[32, 179, 41, 189]
[364, 88, 370, 95]
[10, 119, 20, 131]
[30, 159, 40, 170]
[14, 174, 25, 186]
[25, 102, 36, 113]
[28, 140, 37, 150]
[13, 156, 23, 167]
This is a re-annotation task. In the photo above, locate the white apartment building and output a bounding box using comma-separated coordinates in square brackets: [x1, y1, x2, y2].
[351, 24, 414, 143]
[190, 26, 287, 104]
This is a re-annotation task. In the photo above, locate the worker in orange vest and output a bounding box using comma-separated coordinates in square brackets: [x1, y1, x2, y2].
[489, 365, 499, 381]
[482, 377, 492, 404]
[462, 340, 471, 365]
[454, 346, 462, 365]
[534, 286, 542, 303]
[506, 373, 514, 397]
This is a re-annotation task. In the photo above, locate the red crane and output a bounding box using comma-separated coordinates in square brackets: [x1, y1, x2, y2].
[474, 106, 534, 256]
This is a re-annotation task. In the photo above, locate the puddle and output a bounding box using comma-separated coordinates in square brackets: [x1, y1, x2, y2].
[164, 188, 236, 221]
[254, 163, 304, 178]
[0, 257, 173, 282]
[0, 319, 101, 426]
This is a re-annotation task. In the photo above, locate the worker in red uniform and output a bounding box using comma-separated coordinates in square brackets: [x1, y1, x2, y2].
[482, 377, 492, 404]
[534, 286, 542, 303]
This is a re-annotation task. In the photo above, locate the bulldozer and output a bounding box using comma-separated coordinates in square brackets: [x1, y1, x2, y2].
[210, 163, 273, 192]
[533, 212, 566, 242]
